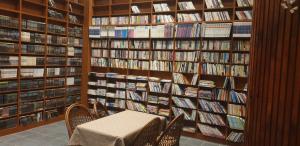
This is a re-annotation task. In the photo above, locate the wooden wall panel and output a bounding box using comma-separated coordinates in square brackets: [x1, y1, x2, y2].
[247, 0, 300, 146]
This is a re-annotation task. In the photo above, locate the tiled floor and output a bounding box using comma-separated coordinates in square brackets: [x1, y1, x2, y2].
[0, 121, 226, 146]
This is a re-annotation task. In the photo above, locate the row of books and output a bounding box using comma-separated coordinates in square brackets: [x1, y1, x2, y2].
[198, 123, 225, 139]
[177, 13, 201, 22]
[172, 84, 198, 97]
[90, 23, 251, 38]
[237, 0, 253, 7]
[202, 40, 230, 51]
[232, 53, 250, 64]
[0, 29, 19, 41]
[0, 93, 17, 106]
[204, 11, 231, 21]
[0, 81, 17, 91]
[199, 99, 226, 114]
[175, 24, 201, 38]
[199, 111, 226, 126]
[173, 73, 198, 85]
[172, 107, 196, 121]
[0, 56, 18, 66]
[205, 0, 224, 9]
[236, 11, 252, 20]
[201, 52, 230, 63]
[153, 3, 171, 12]
[172, 96, 196, 109]
[228, 104, 246, 117]
[0, 15, 18, 28]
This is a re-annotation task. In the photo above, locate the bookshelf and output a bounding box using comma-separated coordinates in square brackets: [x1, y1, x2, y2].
[88, 0, 251, 145]
[0, 0, 86, 136]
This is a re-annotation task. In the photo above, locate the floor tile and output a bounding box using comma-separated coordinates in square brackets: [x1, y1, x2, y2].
[0, 120, 225, 146]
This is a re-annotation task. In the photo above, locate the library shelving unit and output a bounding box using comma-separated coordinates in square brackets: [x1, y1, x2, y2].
[87, 0, 252, 145]
[0, 0, 86, 136]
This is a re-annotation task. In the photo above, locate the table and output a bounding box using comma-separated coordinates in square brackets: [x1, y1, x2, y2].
[68, 110, 166, 146]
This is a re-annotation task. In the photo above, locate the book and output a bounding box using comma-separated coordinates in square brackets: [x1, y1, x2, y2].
[236, 11, 252, 20]
[172, 107, 196, 121]
[202, 63, 230, 76]
[130, 15, 149, 24]
[202, 40, 230, 50]
[126, 101, 147, 112]
[236, 0, 253, 7]
[228, 104, 246, 117]
[233, 40, 250, 51]
[153, 51, 173, 61]
[22, 19, 45, 32]
[201, 23, 232, 38]
[175, 23, 201, 38]
[198, 111, 226, 126]
[22, 44, 45, 55]
[232, 22, 252, 37]
[92, 17, 109, 25]
[204, 11, 231, 21]
[198, 80, 216, 88]
[201, 52, 230, 63]
[174, 62, 199, 73]
[227, 115, 245, 130]
[0, 93, 17, 105]
[0, 15, 18, 28]
[128, 60, 149, 70]
[227, 132, 244, 142]
[0, 56, 18, 66]
[130, 40, 150, 49]
[172, 96, 196, 109]
[199, 99, 226, 114]
[152, 15, 174, 23]
[131, 5, 141, 13]
[150, 61, 172, 72]
[205, 0, 224, 9]
[153, 40, 173, 50]
[197, 124, 225, 139]
[176, 40, 201, 50]
[175, 51, 199, 62]
[178, 1, 196, 10]
[231, 65, 248, 77]
[230, 90, 247, 104]
[48, 9, 64, 19]
[111, 16, 129, 25]
[0, 69, 17, 79]
[177, 13, 201, 22]
[153, 3, 170, 12]
[151, 24, 174, 38]
[0, 29, 19, 41]
[48, 23, 65, 34]
[232, 53, 250, 64]
[46, 68, 65, 77]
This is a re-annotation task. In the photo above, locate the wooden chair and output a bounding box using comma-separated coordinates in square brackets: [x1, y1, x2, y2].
[65, 103, 95, 138]
[132, 118, 161, 146]
[92, 101, 109, 119]
[156, 114, 184, 146]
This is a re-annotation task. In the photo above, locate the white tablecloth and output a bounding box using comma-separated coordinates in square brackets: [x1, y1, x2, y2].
[68, 110, 166, 146]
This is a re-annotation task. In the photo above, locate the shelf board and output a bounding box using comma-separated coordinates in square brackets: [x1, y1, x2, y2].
[23, 0, 46, 7]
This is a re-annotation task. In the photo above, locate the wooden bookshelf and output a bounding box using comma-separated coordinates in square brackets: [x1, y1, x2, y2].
[0, 0, 86, 136]
[87, 0, 251, 145]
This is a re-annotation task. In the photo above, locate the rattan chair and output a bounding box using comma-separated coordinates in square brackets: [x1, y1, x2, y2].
[92, 101, 109, 119]
[65, 103, 95, 138]
[132, 118, 162, 146]
[156, 114, 184, 146]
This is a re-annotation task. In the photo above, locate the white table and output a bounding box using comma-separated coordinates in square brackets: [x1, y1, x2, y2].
[68, 110, 166, 146]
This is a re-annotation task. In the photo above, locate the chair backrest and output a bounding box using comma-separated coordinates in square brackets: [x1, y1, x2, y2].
[92, 102, 109, 119]
[133, 118, 161, 146]
[156, 114, 184, 146]
[65, 103, 95, 138]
